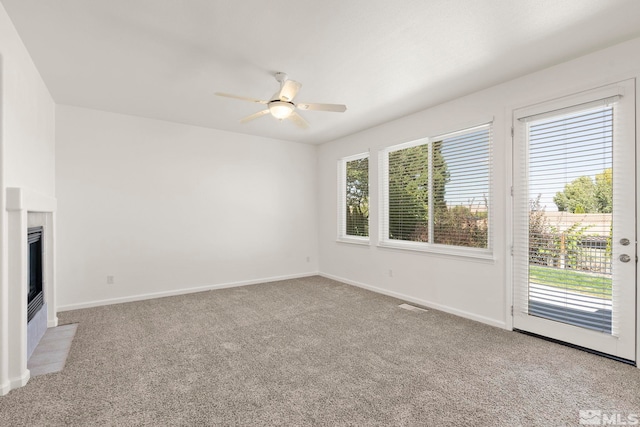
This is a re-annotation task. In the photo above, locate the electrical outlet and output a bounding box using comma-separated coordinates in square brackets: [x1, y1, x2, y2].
[106, 275, 114, 285]
[388, 269, 393, 277]
[306, 256, 310, 262]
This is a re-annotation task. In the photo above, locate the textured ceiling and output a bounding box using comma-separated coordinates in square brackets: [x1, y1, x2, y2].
[3, 0, 640, 144]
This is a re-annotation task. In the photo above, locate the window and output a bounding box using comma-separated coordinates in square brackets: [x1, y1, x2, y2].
[338, 153, 369, 242]
[380, 123, 492, 256]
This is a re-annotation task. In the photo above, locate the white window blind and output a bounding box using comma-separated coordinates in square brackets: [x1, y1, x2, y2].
[516, 102, 616, 334]
[380, 123, 492, 255]
[433, 126, 491, 248]
[338, 153, 369, 242]
[387, 141, 430, 242]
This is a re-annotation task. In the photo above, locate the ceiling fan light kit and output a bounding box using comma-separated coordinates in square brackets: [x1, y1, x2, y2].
[268, 101, 295, 119]
[215, 72, 347, 128]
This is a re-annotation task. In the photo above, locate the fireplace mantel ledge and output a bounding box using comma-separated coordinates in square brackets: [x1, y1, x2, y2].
[6, 187, 57, 212]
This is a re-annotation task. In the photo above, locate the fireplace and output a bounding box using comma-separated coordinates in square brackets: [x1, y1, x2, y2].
[4, 187, 57, 395]
[27, 226, 44, 323]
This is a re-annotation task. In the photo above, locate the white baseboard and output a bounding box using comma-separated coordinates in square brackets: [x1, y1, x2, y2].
[320, 272, 507, 330]
[8, 370, 30, 391]
[58, 271, 505, 330]
[57, 272, 320, 312]
[48, 317, 59, 328]
[0, 380, 9, 396]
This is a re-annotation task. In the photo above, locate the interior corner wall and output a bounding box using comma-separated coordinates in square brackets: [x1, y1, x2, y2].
[0, 2, 56, 395]
[317, 37, 640, 329]
[55, 105, 319, 309]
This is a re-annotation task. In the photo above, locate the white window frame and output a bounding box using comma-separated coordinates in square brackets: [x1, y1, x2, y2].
[337, 151, 370, 245]
[379, 123, 493, 260]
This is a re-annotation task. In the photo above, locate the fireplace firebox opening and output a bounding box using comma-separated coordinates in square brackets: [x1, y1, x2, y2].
[27, 226, 44, 323]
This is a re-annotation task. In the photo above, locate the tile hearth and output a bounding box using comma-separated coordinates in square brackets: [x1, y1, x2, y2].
[27, 324, 77, 377]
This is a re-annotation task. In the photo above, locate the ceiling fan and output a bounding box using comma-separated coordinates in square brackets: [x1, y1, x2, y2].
[215, 72, 347, 129]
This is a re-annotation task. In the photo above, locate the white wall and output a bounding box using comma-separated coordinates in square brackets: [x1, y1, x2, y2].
[55, 105, 318, 309]
[317, 37, 640, 329]
[0, 2, 56, 395]
[0, 7, 56, 195]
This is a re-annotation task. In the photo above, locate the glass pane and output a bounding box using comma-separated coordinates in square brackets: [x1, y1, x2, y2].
[433, 128, 490, 248]
[388, 145, 429, 241]
[527, 106, 613, 333]
[345, 157, 369, 237]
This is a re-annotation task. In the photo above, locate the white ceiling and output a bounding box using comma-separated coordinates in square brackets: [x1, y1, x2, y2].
[3, 0, 640, 144]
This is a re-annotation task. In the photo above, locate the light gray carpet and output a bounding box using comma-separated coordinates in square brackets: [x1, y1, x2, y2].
[1, 276, 639, 426]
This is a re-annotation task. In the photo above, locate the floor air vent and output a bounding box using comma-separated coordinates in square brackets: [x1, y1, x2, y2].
[398, 303, 428, 313]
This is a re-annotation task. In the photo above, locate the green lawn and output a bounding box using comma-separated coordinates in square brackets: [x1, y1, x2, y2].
[529, 265, 612, 300]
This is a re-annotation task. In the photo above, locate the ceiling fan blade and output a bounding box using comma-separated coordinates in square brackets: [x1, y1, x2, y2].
[288, 111, 309, 129]
[277, 80, 302, 102]
[296, 102, 347, 112]
[240, 109, 270, 124]
[215, 92, 268, 104]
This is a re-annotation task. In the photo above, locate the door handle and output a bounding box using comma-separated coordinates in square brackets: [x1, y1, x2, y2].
[619, 254, 631, 263]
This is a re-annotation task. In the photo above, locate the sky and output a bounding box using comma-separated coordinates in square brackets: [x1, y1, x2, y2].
[396, 105, 613, 216]
[439, 126, 490, 210]
[527, 106, 613, 212]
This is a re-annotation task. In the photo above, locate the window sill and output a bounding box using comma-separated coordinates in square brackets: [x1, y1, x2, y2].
[377, 240, 495, 262]
[336, 236, 371, 246]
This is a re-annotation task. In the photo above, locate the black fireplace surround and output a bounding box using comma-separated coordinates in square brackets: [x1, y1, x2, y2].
[27, 226, 44, 323]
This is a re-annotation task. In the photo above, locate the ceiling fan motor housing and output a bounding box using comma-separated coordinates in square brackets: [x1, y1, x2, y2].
[274, 72, 288, 84]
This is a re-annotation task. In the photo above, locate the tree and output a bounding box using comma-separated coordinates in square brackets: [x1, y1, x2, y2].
[554, 176, 597, 213]
[595, 168, 613, 213]
[387, 141, 450, 241]
[346, 157, 369, 236]
[553, 168, 613, 213]
[388, 145, 430, 241]
[431, 140, 450, 214]
[433, 204, 488, 248]
[529, 195, 554, 265]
